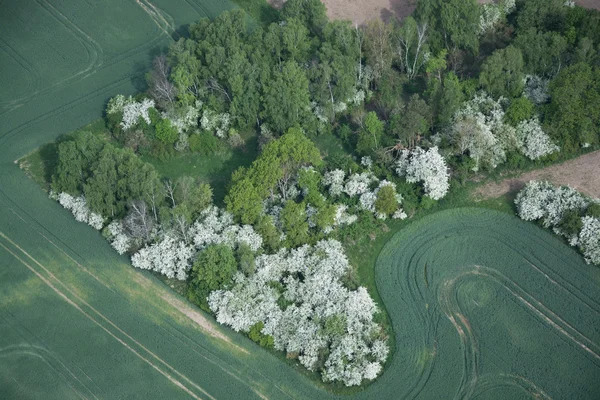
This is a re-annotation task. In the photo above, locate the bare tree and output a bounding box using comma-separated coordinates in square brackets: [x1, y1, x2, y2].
[173, 212, 190, 243]
[146, 179, 163, 222]
[164, 179, 177, 208]
[147, 54, 177, 108]
[363, 20, 393, 81]
[355, 23, 364, 86]
[125, 200, 154, 240]
[396, 17, 428, 80]
[205, 77, 231, 102]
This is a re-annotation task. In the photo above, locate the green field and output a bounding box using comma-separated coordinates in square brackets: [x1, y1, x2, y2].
[369, 208, 600, 399]
[2, 0, 600, 398]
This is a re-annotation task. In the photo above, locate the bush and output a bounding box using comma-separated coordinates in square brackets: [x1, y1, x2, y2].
[248, 322, 274, 349]
[189, 131, 224, 155]
[505, 97, 534, 126]
[155, 118, 178, 145]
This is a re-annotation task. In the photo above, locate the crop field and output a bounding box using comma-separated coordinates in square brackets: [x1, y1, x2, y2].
[369, 208, 600, 399]
[3, 0, 600, 399]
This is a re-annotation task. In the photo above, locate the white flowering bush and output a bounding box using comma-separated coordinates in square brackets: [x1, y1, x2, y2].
[344, 172, 376, 197]
[121, 98, 155, 130]
[191, 206, 262, 251]
[323, 169, 346, 197]
[200, 109, 230, 138]
[515, 181, 600, 265]
[334, 205, 358, 226]
[57, 192, 105, 230]
[396, 147, 449, 200]
[106, 94, 132, 115]
[163, 100, 202, 134]
[579, 217, 600, 265]
[450, 92, 558, 169]
[208, 239, 388, 386]
[515, 118, 559, 160]
[515, 181, 588, 227]
[479, 0, 515, 34]
[132, 235, 195, 280]
[523, 75, 550, 105]
[106, 220, 131, 255]
[361, 156, 373, 169]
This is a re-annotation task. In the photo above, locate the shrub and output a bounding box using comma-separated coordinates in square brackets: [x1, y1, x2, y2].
[189, 131, 224, 155]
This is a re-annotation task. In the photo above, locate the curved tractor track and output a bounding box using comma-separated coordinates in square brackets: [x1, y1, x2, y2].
[371, 208, 600, 399]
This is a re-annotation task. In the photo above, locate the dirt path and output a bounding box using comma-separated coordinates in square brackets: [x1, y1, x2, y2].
[268, 1, 599, 25]
[474, 150, 600, 200]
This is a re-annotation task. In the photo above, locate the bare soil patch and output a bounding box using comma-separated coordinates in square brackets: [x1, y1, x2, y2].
[474, 150, 600, 200]
[577, 0, 600, 11]
[268, 0, 416, 24]
[268, 0, 599, 25]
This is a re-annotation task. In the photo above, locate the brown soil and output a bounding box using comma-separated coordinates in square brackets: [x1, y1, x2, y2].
[576, 0, 600, 11]
[268, 0, 417, 25]
[268, 0, 600, 25]
[474, 150, 600, 200]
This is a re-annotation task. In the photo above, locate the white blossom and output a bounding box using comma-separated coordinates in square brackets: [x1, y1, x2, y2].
[515, 181, 588, 227]
[516, 118, 559, 160]
[121, 98, 155, 130]
[131, 235, 195, 280]
[334, 205, 358, 226]
[523, 75, 550, 105]
[208, 240, 387, 386]
[396, 147, 449, 200]
[361, 156, 373, 169]
[323, 169, 346, 197]
[359, 191, 377, 212]
[107, 220, 131, 255]
[392, 209, 408, 220]
[344, 172, 376, 197]
[579, 216, 600, 265]
[200, 109, 230, 138]
[57, 192, 105, 230]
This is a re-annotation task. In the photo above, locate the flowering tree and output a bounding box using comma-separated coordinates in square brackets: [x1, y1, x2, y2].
[121, 98, 155, 130]
[56, 192, 105, 230]
[515, 118, 559, 160]
[579, 216, 600, 265]
[131, 235, 195, 280]
[396, 147, 449, 200]
[515, 181, 599, 265]
[208, 239, 388, 386]
[323, 169, 346, 197]
[515, 181, 588, 228]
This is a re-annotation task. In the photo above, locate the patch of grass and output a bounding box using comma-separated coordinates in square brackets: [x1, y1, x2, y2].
[142, 134, 258, 205]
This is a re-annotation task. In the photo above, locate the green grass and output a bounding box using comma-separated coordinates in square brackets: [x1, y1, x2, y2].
[142, 134, 258, 205]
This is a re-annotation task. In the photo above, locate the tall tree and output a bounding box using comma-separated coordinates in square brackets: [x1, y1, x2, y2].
[479, 45, 525, 98]
[262, 61, 311, 132]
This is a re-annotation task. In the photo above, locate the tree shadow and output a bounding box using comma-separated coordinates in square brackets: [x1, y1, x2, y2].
[380, 0, 417, 23]
[38, 142, 59, 184]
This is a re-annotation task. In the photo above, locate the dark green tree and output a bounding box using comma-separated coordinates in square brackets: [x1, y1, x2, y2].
[188, 244, 237, 309]
[479, 46, 525, 98]
[262, 61, 311, 132]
